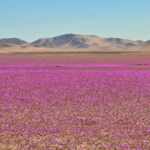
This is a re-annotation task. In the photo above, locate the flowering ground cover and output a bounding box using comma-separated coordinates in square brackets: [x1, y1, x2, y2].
[0, 63, 150, 150]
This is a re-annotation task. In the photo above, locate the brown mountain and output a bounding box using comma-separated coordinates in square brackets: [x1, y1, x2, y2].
[0, 34, 150, 53]
[0, 38, 27, 47]
[31, 34, 148, 51]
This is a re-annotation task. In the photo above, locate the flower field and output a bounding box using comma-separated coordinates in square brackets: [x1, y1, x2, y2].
[0, 64, 150, 150]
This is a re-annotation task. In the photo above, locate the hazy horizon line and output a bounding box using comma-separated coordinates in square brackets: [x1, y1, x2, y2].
[0, 33, 149, 42]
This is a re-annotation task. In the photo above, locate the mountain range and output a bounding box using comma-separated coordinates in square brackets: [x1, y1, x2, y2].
[0, 34, 150, 52]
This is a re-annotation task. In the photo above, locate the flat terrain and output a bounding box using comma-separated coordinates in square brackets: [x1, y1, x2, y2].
[1, 51, 150, 65]
[0, 53, 150, 150]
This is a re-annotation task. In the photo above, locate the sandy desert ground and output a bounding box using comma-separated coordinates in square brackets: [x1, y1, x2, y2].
[0, 52, 150, 150]
[0, 49, 150, 64]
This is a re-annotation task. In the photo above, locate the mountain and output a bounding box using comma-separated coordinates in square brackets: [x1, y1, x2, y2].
[31, 34, 149, 51]
[31, 33, 108, 49]
[0, 34, 150, 52]
[0, 38, 27, 47]
[105, 38, 144, 48]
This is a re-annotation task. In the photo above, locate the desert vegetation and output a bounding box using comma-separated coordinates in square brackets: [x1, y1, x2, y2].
[0, 64, 150, 149]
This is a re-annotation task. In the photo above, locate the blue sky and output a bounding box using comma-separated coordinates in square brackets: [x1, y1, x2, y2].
[0, 0, 150, 41]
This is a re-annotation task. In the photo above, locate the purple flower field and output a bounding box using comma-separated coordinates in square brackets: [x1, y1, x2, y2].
[0, 63, 150, 150]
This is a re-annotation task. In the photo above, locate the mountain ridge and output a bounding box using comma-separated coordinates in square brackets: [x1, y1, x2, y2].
[0, 34, 150, 52]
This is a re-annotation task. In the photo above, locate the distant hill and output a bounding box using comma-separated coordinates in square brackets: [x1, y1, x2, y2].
[0, 38, 27, 47]
[31, 34, 107, 48]
[30, 34, 148, 51]
[0, 34, 150, 52]
[105, 38, 144, 48]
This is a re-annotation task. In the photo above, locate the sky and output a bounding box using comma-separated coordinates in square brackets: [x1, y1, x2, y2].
[0, 0, 150, 41]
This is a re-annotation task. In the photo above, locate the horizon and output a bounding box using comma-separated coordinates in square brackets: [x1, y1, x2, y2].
[0, 0, 150, 41]
[0, 33, 150, 42]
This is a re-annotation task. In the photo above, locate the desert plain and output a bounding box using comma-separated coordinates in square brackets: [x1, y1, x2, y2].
[0, 51, 150, 150]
